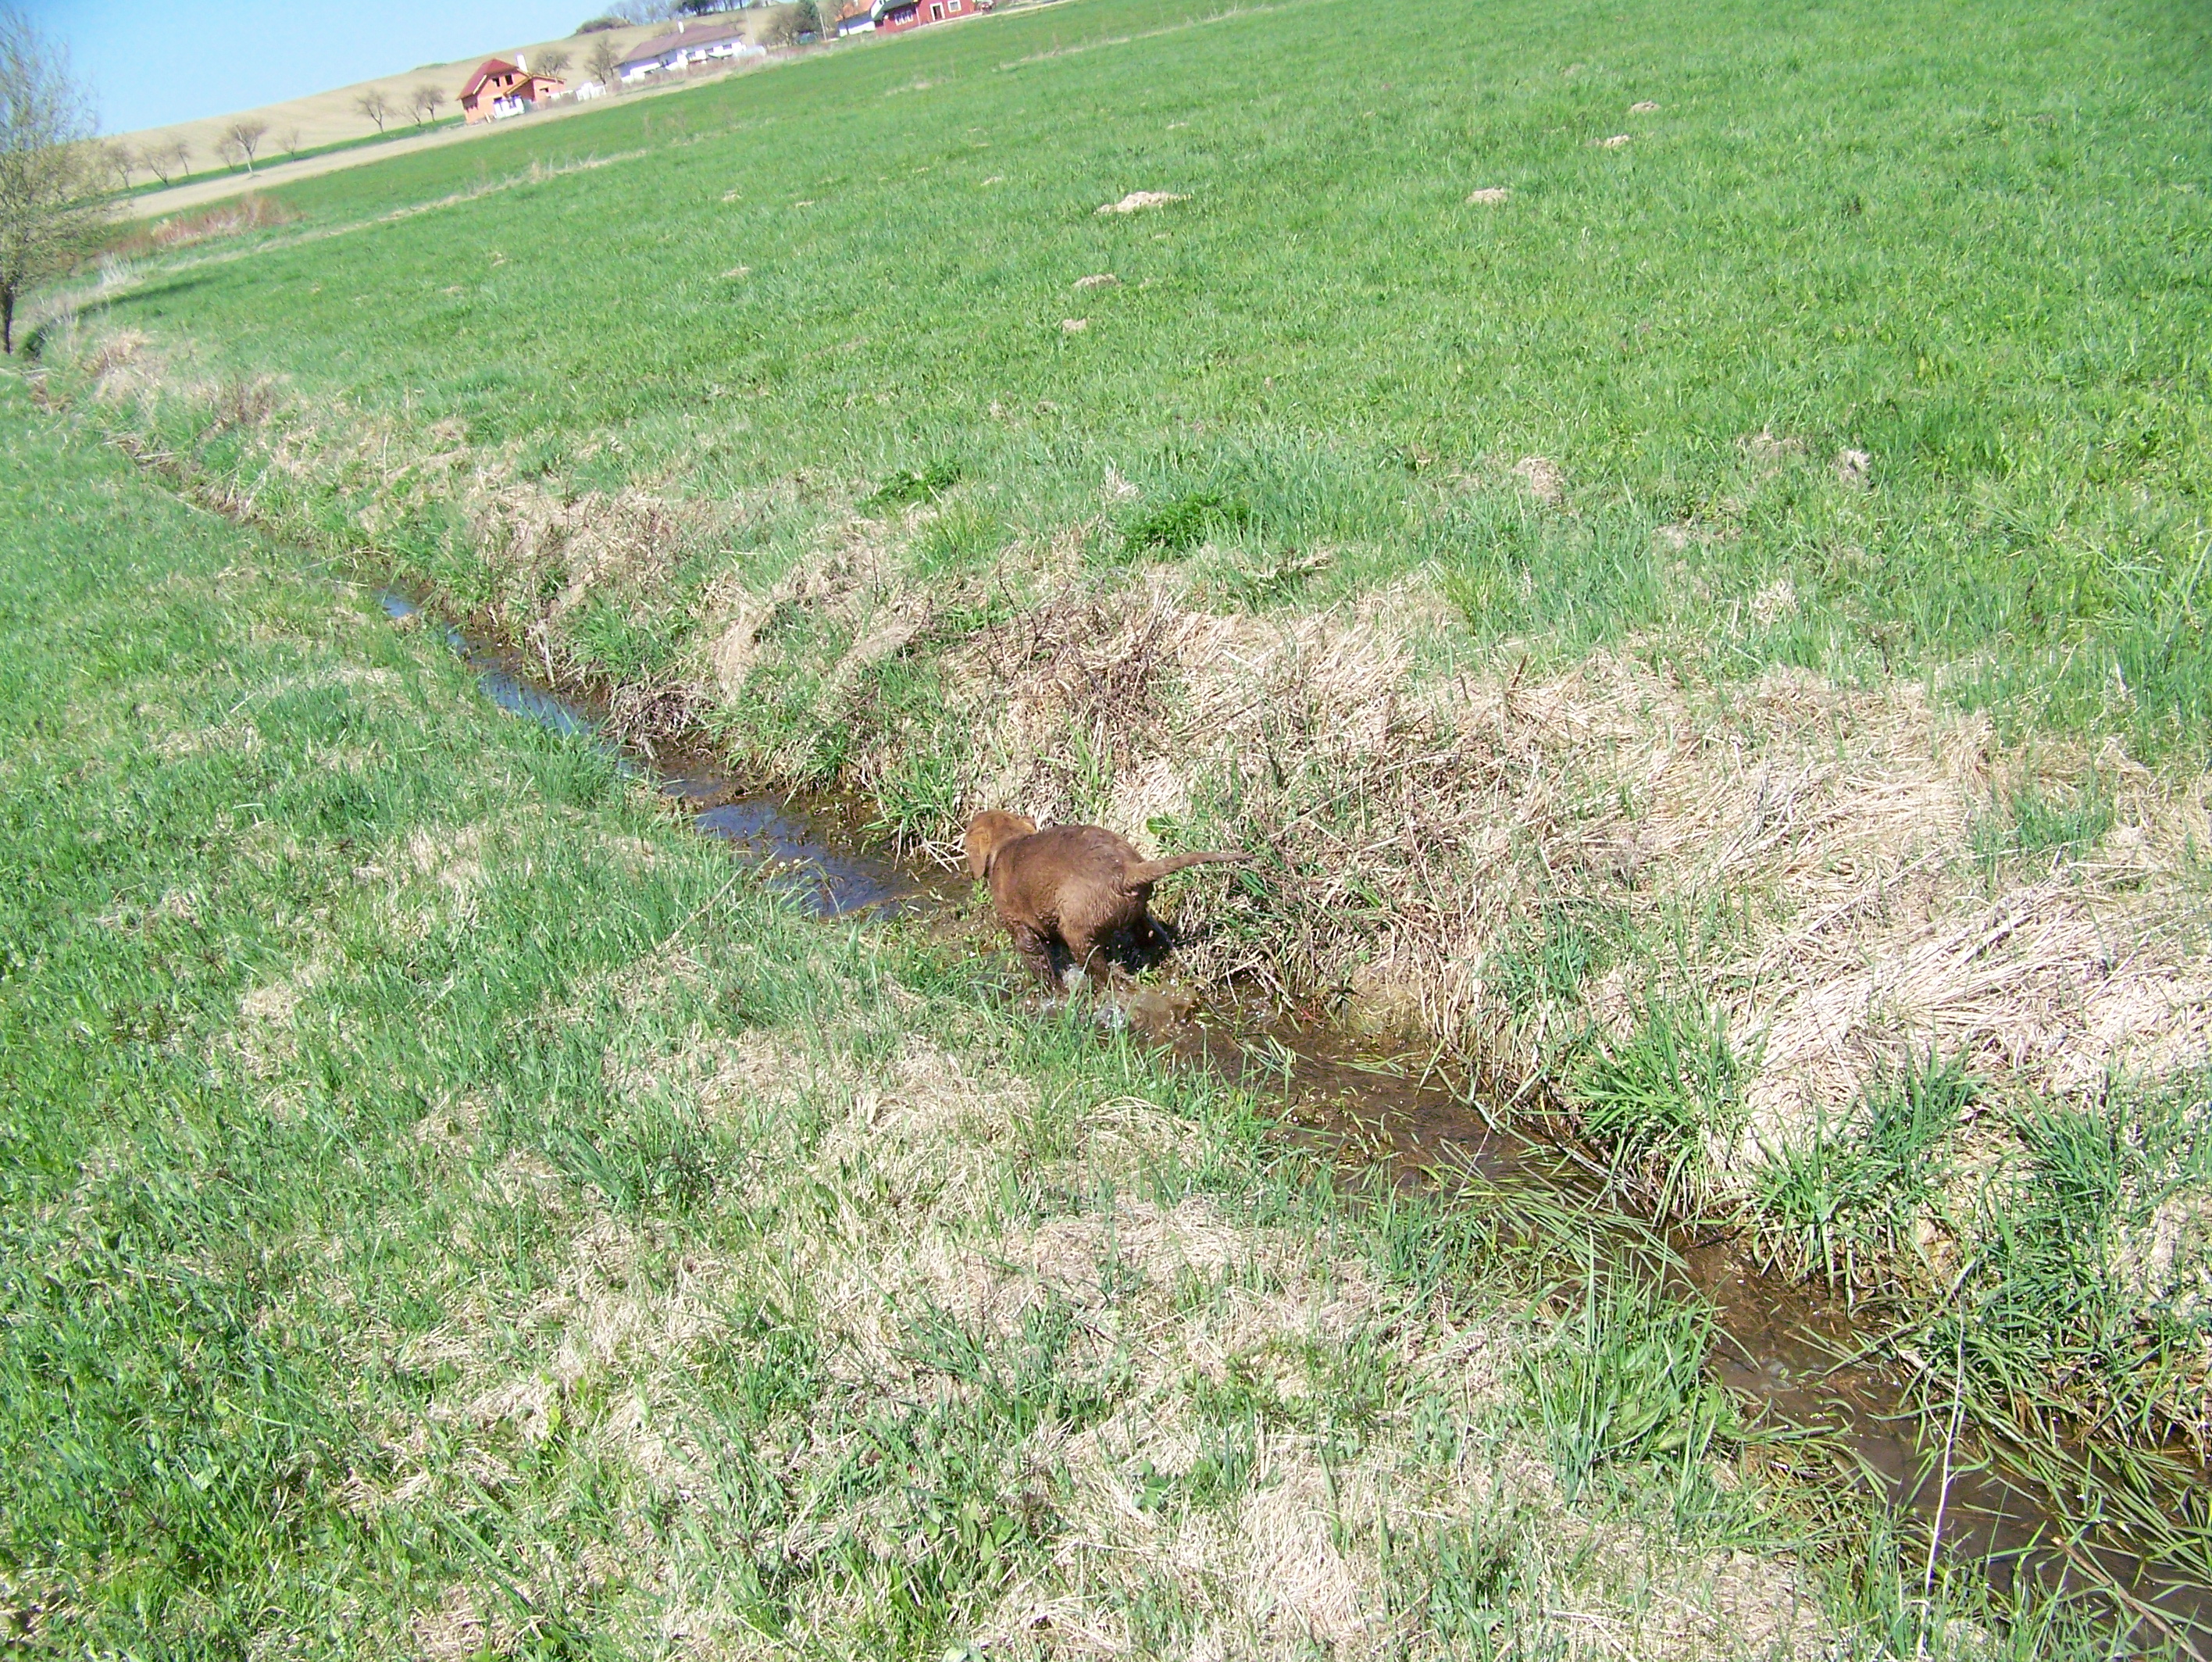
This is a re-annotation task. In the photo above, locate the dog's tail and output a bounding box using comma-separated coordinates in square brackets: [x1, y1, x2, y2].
[1128, 850, 1250, 886]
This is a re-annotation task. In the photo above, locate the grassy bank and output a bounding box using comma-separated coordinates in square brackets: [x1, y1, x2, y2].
[7, 378, 2020, 1657]
[36, 0, 2212, 1469]
[69, 0, 2212, 742]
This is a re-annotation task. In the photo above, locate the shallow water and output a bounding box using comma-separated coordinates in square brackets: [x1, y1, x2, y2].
[382, 589, 933, 918]
[665, 772, 937, 918]
[385, 586, 2212, 1653]
[1174, 1011, 2212, 1643]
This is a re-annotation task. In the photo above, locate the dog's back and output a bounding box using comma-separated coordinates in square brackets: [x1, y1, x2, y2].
[990, 824, 1149, 923]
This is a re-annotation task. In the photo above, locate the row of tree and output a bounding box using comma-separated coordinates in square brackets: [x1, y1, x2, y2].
[91, 23, 662, 201]
[590, 0, 749, 23]
[103, 76, 463, 194]
[351, 81, 455, 136]
[105, 122, 297, 190]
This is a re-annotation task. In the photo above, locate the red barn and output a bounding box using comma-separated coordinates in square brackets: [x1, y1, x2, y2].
[459, 58, 568, 123]
[847, 0, 986, 33]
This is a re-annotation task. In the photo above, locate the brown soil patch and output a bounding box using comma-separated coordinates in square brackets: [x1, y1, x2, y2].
[1512, 454, 1567, 504]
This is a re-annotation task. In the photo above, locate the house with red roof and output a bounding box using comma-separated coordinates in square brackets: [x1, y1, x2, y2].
[832, 0, 990, 36]
[459, 57, 568, 124]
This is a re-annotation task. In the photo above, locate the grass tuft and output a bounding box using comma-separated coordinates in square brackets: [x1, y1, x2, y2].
[1520, 1270, 1746, 1505]
[1120, 487, 1253, 556]
[1754, 1053, 1975, 1289]
[863, 458, 963, 513]
[1571, 999, 1744, 1216]
[1971, 779, 2117, 869]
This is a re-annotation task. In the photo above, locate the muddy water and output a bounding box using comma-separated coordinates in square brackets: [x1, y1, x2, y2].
[386, 589, 2212, 1653]
[1183, 1015, 2212, 1649]
[662, 772, 945, 919]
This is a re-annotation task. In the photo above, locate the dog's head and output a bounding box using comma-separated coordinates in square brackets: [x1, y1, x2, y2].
[962, 810, 1038, 879]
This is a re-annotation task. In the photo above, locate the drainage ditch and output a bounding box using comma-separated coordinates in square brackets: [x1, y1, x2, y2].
[384, 587, 2212, 1655]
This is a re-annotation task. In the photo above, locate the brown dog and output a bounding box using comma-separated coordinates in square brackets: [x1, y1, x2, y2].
[963, 811, 1248, 985]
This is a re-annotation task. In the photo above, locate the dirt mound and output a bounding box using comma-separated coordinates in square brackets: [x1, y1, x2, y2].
[1096, 189, 1187, 214]
[1513, 454, 1566, 504]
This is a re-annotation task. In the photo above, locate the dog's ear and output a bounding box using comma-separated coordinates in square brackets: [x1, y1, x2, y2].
[962, 814, 1002, 880]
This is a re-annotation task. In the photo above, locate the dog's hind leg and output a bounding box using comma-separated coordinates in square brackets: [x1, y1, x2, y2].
[1008, 922, 1059, 985]
[1131, 908, 1174, 965]
[1061, 925, 1115, 990]
[1007, 923, 1054, 981]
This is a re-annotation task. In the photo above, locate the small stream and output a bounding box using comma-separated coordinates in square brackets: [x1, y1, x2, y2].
[382, 592, 941, 918]
[384, 587, 2212, 1653]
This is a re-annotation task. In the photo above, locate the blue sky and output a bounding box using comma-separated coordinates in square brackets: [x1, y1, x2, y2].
[23, 0, 599, 133]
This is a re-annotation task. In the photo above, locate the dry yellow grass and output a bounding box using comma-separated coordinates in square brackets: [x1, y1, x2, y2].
[359, 997, 1837, 1659]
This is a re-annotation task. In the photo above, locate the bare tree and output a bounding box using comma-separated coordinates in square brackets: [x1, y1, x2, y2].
[586, 36, 623, 88]
[534, 48, 572, 77]
[355, 88, 392, 134]
[0, 9, 110, 352]
[408, 83, 446, 126]
[277, 124, 302, 159]
[225, 118, 268, 173]
[105, 138, 135, 190]
[142, 137, 188, 187]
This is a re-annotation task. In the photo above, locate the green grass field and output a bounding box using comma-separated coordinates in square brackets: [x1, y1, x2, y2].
[9, 376, 2126, 1659]
[87, 0, 2212, 744]
[21, 0, 2212, 1633]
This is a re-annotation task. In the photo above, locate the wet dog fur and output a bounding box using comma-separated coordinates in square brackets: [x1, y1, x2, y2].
[963, 811, 1249, 985]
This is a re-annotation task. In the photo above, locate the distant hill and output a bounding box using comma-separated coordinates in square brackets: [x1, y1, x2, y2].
[112, 20, 671, 173]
